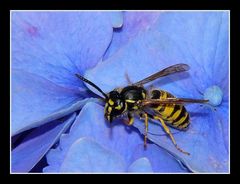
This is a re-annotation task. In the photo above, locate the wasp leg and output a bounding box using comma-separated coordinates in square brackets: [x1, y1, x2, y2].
[139, 112, 149, 148]
[153, 116, 190, 155]
[123, 112, 134, 126]
[143, 113, 149, 148]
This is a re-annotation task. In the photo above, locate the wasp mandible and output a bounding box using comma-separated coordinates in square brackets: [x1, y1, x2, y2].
[76, 63, 209, 155]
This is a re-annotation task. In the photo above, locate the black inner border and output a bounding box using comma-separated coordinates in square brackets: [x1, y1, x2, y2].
[0, 0, 238, 178]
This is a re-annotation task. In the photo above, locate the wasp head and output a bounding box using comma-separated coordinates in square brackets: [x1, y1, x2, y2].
[75, 74, 126, 123]
[104, 91, 126, 123]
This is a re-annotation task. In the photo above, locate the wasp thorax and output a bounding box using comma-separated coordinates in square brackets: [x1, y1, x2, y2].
[104, 91, 126, 122]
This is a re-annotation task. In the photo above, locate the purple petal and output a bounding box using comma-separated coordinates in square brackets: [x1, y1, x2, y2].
[11, 11, 113, 135]
[131, 144, 187, 172]
[85, 29, 196, 98]
[134, 105, 229, 172]
[85, 12, 229, 172]
[44, 102, 183, 172]
[215, 104, 229, 153]
[154, 11, 229, 96]
[44, 102, 142, 172]
[107, 11, 123, 28]
[59, 137, 125, 173]
[103, 11, 160, 60]
[12, 68, 98, 135]
[12, 12, 113, 90]
[127, 157, 153, 173]
[11, 113, 76, 173]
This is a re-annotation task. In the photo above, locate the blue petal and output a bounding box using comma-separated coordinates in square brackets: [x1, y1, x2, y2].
[12, 12, 113, 90]
[103, 11, 160, 60]
[127, 157, 153, 173]
[44, 102, 183, 172]
[153, 11, 229, 96]
[136, 106, 229, 172]
[215, 104, 229, 154]
[12, 69, 98, 135]
[11, 12, 113, 135]
[107, 11, 123, 28]
[85, 12, 229, 172]
[58, 137, 125, 173]
[130, 144, 187, 172]
[44, 102, 143, 172]
[85, 29, 197, 98]
[11, 113, 76, 173]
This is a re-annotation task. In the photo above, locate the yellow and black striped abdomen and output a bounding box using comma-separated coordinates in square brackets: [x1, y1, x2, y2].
[150, 90, 190, 130]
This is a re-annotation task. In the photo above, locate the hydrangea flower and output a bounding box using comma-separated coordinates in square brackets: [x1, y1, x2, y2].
[11, 11, 229, 173]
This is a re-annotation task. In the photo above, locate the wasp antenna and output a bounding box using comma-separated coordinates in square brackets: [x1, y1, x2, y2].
[75, 74, 108, 99]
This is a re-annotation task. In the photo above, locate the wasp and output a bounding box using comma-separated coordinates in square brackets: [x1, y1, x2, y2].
[76, 63, 209, 155]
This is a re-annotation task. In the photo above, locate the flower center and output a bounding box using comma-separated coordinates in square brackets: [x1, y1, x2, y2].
[203, 85, 223, 106]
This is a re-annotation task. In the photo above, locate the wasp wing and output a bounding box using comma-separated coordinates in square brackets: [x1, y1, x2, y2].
[133, 63, 190, 86]
[140, 98, 209, 106]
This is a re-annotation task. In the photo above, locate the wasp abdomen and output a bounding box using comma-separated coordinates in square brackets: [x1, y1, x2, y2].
[150, 90, 190, 130]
